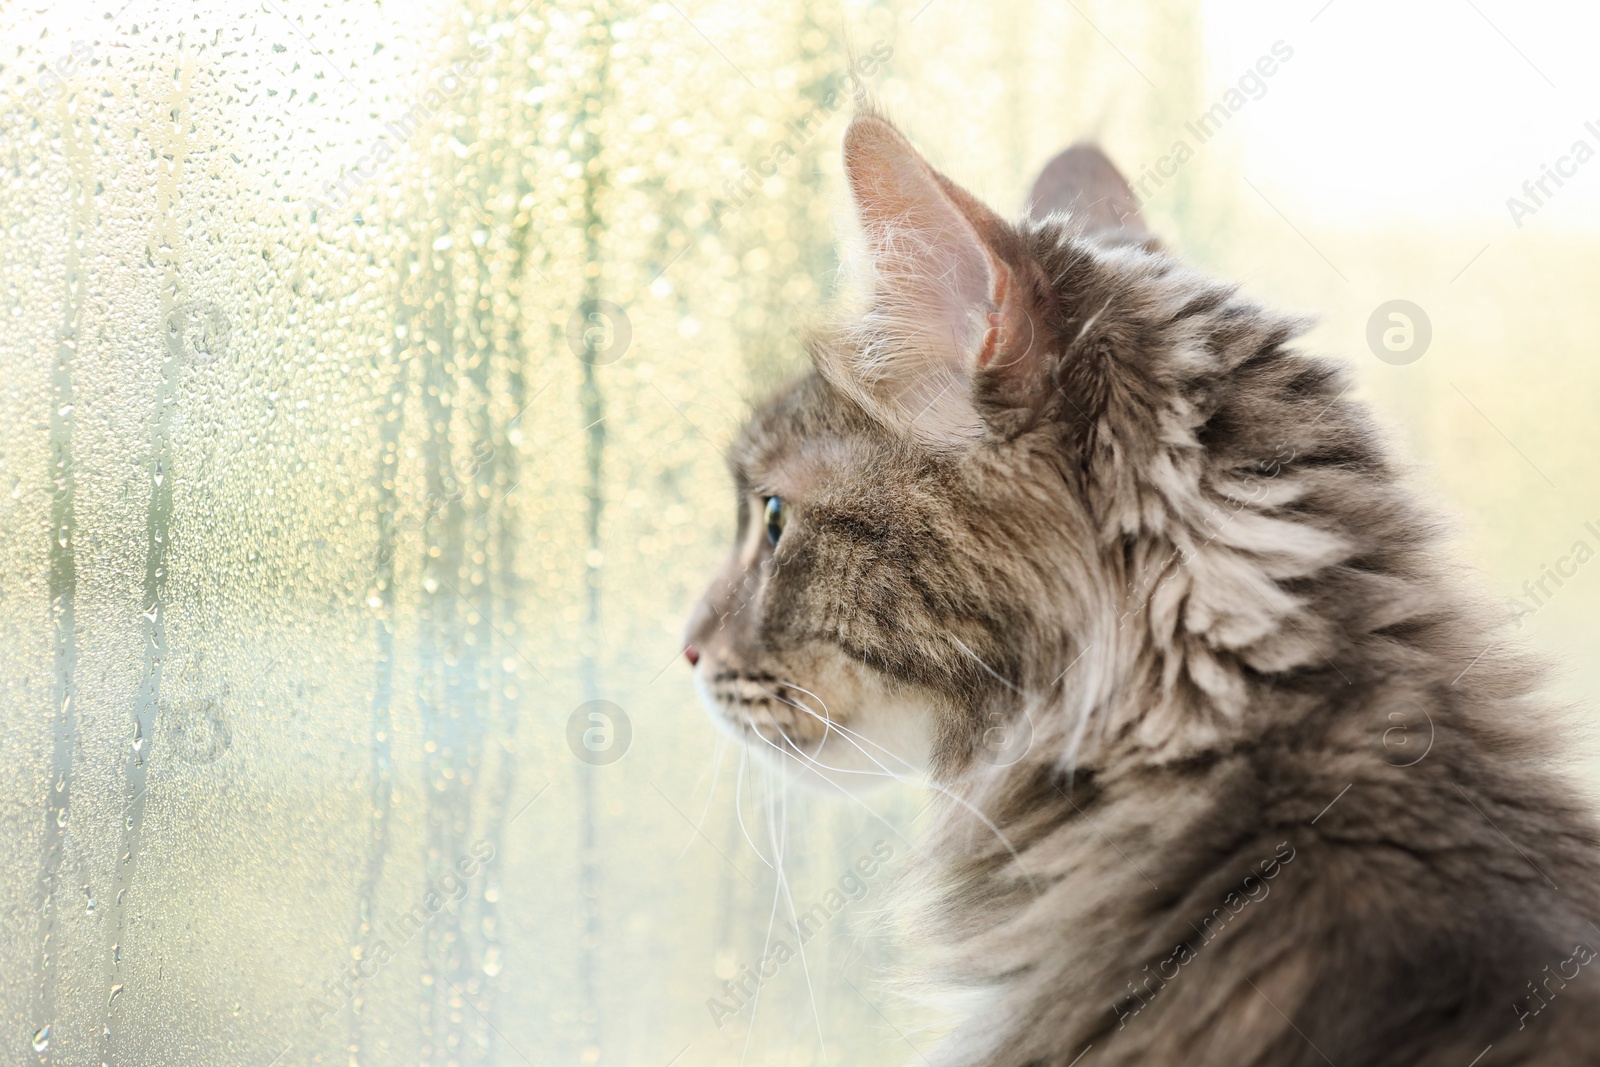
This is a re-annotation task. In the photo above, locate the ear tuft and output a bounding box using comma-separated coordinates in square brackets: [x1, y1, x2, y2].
[829, 114, 1040, 448]
[831, 116, 1003, 444]
[841, 116, 999, 349]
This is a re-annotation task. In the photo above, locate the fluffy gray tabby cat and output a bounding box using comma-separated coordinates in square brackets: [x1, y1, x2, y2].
[683, 112, 1600, 1066]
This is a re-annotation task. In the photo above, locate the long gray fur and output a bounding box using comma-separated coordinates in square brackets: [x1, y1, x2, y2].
[685, 113, 1600, 1067]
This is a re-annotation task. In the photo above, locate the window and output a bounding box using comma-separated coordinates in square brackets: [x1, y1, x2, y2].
[3, 1, 1596, 1063]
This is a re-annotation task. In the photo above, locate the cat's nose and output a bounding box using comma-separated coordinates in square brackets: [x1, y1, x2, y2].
[684, 645, 700, 667]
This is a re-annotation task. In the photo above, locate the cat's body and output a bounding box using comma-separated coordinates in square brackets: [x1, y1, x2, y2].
[685, 112, 1600, 1065]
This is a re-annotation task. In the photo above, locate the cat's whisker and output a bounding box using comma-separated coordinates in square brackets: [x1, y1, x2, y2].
[737, 763, 788, 1067]
[762, 677, 930, 783]
[734, 740, 774, 869]
[758, 681, 905, 781]
[747, 680, 900, 779]
[950, 635, 1024, 695]
[780, 682, 929, 776]
[745, 722, 913, 849]
[749, 681, 926, 799]
[751, 703, 1035, 898]
[764, 696, 1040, 894]
[678, 731, 731, 862]
[768, 753, 830, 1066]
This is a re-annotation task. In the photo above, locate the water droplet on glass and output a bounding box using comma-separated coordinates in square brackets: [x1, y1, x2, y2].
[31, 1025, 49, 1052]
[107, 983, 123, 1006]
[56, 807, 67, 828]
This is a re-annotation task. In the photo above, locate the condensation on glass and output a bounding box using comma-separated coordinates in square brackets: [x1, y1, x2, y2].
[0, 1, 1203, 1063]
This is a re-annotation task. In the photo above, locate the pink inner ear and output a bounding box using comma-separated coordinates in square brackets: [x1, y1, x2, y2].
[977, 271, 1010, 369]
[843, 116, 997, 354]
[979, 318, 1004, 369]
[827, 114, 1038, 446]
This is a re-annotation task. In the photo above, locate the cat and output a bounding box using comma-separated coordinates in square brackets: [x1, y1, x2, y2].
[682, 110, 1600, 1066]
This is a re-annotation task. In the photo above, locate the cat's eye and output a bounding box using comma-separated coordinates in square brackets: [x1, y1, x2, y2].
[763, 496, 788, 546]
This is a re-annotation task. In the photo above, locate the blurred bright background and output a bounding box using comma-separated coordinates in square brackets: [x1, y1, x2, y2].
[1, 0, 1596, 1064]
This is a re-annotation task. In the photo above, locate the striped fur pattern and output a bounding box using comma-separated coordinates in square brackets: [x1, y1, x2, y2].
[683, 114, 1600, 1065]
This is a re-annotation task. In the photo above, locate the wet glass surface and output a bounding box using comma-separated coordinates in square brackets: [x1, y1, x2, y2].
[2, 1, 1598, 1064]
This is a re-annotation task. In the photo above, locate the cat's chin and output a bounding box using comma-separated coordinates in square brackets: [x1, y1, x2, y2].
[692, 668, 934, 794]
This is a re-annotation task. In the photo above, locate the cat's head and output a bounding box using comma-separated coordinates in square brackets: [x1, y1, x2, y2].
[684, 114, 1362, 785]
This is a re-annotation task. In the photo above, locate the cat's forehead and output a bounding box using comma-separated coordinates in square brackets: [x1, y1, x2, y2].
[729, 371, 887, 494]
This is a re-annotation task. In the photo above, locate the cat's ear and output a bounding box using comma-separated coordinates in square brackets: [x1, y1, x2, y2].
[1027, 143, 1152, 245]
[825, 114, 1047, 447]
